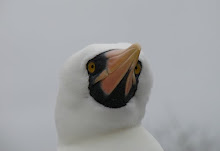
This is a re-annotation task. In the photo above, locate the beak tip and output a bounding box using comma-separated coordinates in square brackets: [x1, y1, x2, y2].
[130, 43, 141, 52]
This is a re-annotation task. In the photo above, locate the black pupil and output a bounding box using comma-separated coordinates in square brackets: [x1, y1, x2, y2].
[135, 66, 138, 70]
[91, 64, 94, 68]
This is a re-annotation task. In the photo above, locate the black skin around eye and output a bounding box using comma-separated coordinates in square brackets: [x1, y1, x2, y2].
[86, 55, 106, 75]
[86, 53, 107, 84]
[135, 61, 142, 76]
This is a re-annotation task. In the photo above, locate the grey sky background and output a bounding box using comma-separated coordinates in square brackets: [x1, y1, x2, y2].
[0, 0, 219, 151]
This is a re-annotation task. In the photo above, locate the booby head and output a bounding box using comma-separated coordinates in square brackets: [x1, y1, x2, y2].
[55, 43, 153, 145]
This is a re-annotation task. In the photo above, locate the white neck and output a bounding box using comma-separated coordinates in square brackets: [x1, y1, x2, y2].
[57, 125, 163, 151]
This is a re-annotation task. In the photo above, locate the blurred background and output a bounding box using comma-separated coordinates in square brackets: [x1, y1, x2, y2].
[0, 0, 219, 151]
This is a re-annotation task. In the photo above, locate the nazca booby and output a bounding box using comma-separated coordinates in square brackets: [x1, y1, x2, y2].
[55, 43, 164, 151]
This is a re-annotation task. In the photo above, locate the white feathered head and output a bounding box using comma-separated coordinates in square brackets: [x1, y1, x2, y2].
[55, 43, 153, 144]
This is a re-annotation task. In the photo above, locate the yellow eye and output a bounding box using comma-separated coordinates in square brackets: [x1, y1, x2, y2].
[87, 62, 96, 73]
[134, 63, 141, 75]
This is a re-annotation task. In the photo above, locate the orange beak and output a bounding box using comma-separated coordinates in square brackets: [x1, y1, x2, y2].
[94, 43, 141, 96]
